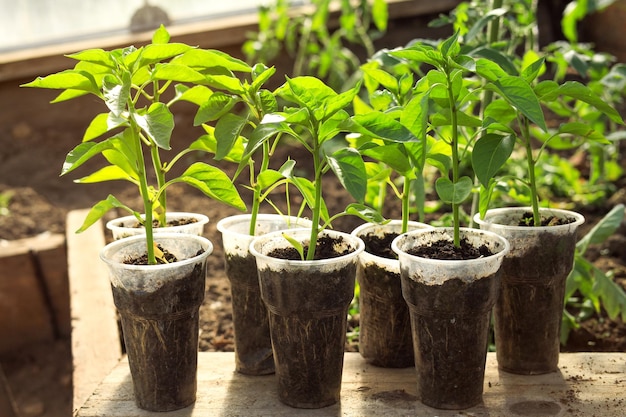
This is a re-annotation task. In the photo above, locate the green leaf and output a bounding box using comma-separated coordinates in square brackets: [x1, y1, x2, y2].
[152, 63, 206, 83]
[250, 64, 276, 92]
[361, 67, 398, 93]
[465, 8, 507, 43]
[76, 195, 131, 233]
[22, 70, 100, 95]
[190, 126, 243, 163]
[203, 74, 246, 94]
[61, 140, 115, 176]
[103, 138, 139, 179]
[244, 120, 294, 160]
[577, 204, 624, 255]
[134, 103, 174, 150]
[401, 91, 430, 142]
[440, 31, 460, 59]
[281, 232, 305, 261]
[152, 25, 170, 44]
[472, 47, 519, 75]
[214, 113, 246, 160]
[83, 113, 126, 142]
[257, 89, 278, 115]
[194, 92, 237, 125]
[66, 49, 115, 68]
[74, 165, 134, 184]
[179, 163, 246, 211]
[140, 43, 193, 66]
[176, 49, 252, 73]
[350, 112, 415, 142]
[327, 148, 367, 203]
[435, 176, 473, 204]
[592, 266, 626, 321]
[102, 73, 130, 117]
[344, 203, 386, 224]
[478, 180, 497, 218]
[556, 82, 624, 124]
[279, 76, 336, 112]
[372, 0, 388, 31]
[472, 133, 515, 187]
[521, 54, 545, 83]
[489, 75, 547, 132]
[361, 144, 412, 176]
[475, 58, 509, 82]
[391, 45, 442, 69]
[257, 169, 285, 190]
[175, 85, 213, 106]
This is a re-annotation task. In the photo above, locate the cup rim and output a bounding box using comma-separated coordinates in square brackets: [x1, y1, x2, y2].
[100, 232, 213, 271]
[391, 227, 510, 266]
[249, 228, 365, 267]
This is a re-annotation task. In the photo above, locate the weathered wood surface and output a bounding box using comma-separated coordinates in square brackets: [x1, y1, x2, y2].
[66, 210, 122, 416]
[77, 351, 625, 417]
[0, 232, 68, 354]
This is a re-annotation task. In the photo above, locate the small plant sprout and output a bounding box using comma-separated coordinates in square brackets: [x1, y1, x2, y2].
[255, 76, 383, 260]
[472, 55, 623, 225]
[391, 31, 482, 247]
[346, 48, 435, 234]
[178, 60, 282, 236]
[22, 26, 246, 264]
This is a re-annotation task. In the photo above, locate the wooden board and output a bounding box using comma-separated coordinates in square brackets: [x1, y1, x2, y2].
[66, 210, 122, 416]
[76, 351, 626, 417]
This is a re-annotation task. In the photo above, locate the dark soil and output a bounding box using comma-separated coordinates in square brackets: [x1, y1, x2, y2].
[361, 232, 398, 259]
[407, 237, 493, 260]
[518, 211, 576, 226]
[267, 235, 352, 260]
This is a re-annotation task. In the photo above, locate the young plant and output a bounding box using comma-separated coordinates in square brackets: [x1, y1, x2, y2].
[177, 60, 284, 236]
[345, 52, 432, 233]
[472, 53, 623, 225]
[433, 0, 625, 222]
[390, 31, 483, 247]
[250, 75, 381, 260]
[22, 26, 246, 264]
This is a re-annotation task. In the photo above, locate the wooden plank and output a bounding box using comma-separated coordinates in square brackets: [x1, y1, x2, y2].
[66, 210, 122, 416]
[35, 237, 71, 338]
[76, 352, 626, 416]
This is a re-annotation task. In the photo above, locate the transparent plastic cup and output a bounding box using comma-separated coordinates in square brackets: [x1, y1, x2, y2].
[106, 212, 209, 240]
[392, 227, 509, 409]
[351, 220, 432, 368]
[474, 207, 584, 374]
[216, 214, 312, 375]
[249, 228, 364, 408]
[100, 233, 212, 411]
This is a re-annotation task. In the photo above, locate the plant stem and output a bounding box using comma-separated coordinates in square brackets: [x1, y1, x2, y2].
[131, 121, 156, 264]
[248, 141, 271, 235]
[307, 138, 323, 261]
[446, 65, 461, 247]
[150, 143, 167, 227]
[521, 116, 541, 226]
[401, 177, 410, 234]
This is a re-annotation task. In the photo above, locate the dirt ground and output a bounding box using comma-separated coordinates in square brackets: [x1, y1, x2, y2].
[1, 54, 626, 417]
